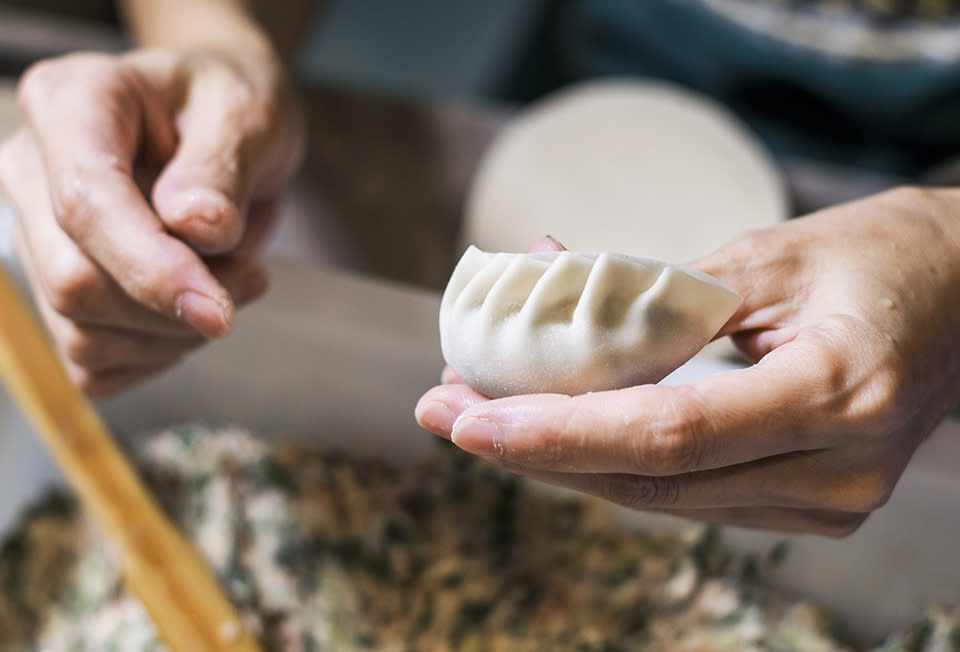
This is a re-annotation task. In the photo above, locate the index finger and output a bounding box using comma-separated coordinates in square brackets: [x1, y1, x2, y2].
[19, 58, 234, 337]
[425, 328, 849, 475]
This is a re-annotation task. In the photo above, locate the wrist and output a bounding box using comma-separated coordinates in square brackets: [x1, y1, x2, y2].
[120, 0, 279, 68]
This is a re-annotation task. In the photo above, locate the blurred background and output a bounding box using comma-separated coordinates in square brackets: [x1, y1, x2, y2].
[0, 0, 571, 290]
[0, 0, 550, 101]
[0, 0, 913, 218]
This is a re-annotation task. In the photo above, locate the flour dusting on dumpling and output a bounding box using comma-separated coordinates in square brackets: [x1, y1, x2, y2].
[440, 246, 741, 397]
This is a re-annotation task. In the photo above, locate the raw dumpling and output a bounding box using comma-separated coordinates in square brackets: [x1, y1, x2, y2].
[439, 246, 742, 398]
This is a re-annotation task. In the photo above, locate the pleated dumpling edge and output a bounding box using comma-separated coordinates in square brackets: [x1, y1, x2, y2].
[439, 246, 741, 398]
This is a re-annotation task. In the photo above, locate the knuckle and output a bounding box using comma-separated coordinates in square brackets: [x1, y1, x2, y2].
[225, 75, 258, 110]
[809, 325, 910, 436]
[714, 225, 809, 281]
[800, 333, 863, 425]
[227, 77, 276, 126]
[50, 178, 96, 240]
[44, 251, 102, 318]
[17, 59, 61, 111]
[640, 391, 709, 474]
[725, 227, 781, 262]
[65, 361, 98, 394]
[825, 468, 896, 513]
[218, 75, 280, 146]
[50, 160, 127, 242]
[648, 431, 704, 475]
[19, 54, 122, 113]
[61, 325, 101, 368]
[810, 339, 850, 403]
[219, 77, 262, 129]
[601, 475, 681, 509]
[852, 364, 909, 433]
[845, 350, 911, 435]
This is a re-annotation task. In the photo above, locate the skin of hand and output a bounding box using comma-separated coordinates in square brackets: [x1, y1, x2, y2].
[0, 46, 304, 397]
[417, 186, 960, 537]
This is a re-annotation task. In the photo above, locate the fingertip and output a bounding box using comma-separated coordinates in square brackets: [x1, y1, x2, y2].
[416, 385, 489, 437]
[528, 235, 566, 253]
[415, 393, 457, 438]
[176, 290, 236, 338]
[155, 186, 245, 254]
[544, 234, 566, 250]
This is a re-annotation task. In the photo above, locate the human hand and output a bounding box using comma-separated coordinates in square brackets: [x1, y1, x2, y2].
[0, 48, 303, 396]
[417, 188, 960, 536]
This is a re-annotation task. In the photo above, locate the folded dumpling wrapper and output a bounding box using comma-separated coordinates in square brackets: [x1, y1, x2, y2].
[440, 246, 742, 398]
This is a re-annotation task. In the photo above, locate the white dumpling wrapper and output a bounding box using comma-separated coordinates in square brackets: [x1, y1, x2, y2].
[439, 246, 742, 398]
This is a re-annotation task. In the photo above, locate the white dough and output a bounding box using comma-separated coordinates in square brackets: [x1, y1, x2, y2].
[439, 246, 742, 398]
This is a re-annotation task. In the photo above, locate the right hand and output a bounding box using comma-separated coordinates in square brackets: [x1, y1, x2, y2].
[418, 189, 960, 536]
[0, 48, 303, 396]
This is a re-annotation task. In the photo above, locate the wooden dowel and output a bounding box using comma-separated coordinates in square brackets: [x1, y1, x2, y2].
[0, 265, 263, 652]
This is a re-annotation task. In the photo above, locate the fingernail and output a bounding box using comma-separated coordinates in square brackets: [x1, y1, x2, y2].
[170, 188, 232, 226]
[451, 416, 504, 458]
[529, 235, 566, 254]
[416, 400, 458, 437]
[177, 291, 234, 337]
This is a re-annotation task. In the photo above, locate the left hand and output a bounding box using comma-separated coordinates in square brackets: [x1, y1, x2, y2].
[0, 47, 302, 395]
[417, 188, 960, 537]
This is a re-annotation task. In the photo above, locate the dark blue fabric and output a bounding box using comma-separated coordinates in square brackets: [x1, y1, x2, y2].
[553, 0, 960, 174]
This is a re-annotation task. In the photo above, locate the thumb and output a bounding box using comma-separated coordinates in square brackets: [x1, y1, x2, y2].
[687, 228, 808, 339]
[152, 75, 270, 255]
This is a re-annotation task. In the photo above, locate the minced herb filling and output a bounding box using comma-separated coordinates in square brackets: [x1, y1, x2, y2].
[0, 425, 956, 651]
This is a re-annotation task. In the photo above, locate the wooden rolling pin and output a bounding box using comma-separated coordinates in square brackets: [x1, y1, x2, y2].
[0, 264, 263, 652]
